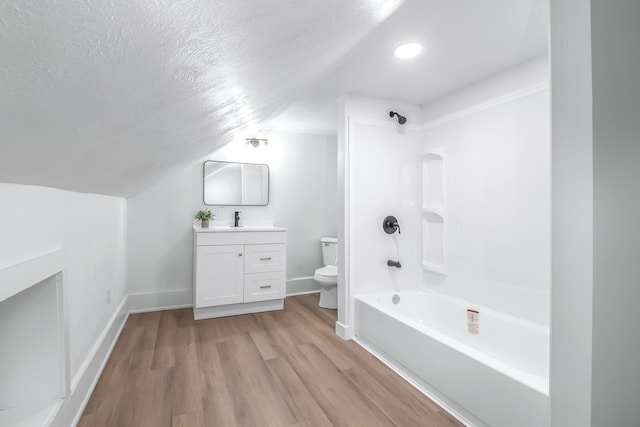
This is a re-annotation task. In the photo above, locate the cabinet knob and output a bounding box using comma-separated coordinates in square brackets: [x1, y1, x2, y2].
[238, 253, 243, 257]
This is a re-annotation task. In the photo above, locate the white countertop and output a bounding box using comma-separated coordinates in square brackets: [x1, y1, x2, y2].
[193, 225, 287, 233]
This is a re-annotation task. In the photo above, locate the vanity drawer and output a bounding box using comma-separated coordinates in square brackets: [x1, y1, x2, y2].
[244, 244, 286, 273]
[244, 272, 285, 302]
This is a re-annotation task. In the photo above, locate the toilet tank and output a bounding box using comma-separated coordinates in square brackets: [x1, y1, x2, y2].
[321, 237, 338, 266]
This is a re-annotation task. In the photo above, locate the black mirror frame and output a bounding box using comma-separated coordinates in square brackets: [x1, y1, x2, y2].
[202, 160, 270, 206]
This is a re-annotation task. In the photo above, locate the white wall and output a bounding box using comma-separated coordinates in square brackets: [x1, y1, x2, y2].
[590, 0, 640, 425]
[127, 130, 337, 300]
[550, 2, 640, 425]
[0, 183, 127, 388]
[338, 95, 422, 336]
[421, 57, 550, 326]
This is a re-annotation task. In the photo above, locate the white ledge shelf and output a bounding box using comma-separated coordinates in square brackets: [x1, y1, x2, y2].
[422, 261, 447, 276]
[0, 249, 65, 303]
[422, 204, 444, 216]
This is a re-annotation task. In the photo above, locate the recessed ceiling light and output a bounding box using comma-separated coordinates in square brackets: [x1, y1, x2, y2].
[393, 42, 423, 59]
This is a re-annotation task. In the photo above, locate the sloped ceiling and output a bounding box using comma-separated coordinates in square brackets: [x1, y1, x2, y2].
[0, 0, 548, 197]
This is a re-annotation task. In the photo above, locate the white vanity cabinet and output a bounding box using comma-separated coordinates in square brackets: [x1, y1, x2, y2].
[192, 226, 287, 320]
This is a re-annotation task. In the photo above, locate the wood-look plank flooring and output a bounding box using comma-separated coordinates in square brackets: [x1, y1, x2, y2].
[79, 294, 462, 427]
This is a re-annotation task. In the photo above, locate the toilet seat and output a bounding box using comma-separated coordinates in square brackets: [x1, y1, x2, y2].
[314, 265, 337, 284]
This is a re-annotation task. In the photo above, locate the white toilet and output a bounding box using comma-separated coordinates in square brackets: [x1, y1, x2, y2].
[314, 237, 338, 309]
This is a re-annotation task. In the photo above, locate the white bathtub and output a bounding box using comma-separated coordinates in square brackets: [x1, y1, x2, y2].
[354, 291, 549, 427]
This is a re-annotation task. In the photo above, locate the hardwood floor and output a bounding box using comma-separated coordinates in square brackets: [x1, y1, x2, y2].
[79, 294, 462, 427]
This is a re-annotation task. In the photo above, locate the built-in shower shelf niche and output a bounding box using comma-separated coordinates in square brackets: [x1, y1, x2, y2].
[422, 151, 447, 275]
[422, 211, 447, 275]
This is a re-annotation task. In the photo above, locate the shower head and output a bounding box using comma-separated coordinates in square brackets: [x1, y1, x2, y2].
[389, 111, 407, 125]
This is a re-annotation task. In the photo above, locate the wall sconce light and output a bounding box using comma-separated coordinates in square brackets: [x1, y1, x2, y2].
[246, 138, 268, 148]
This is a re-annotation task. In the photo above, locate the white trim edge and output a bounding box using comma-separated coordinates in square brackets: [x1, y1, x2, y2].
[128, 288, 192, 314]
[286, 276, 320, 296]
[287, 289, 321, 296]
[50, 295, 129, 427]
[335, 321, 353, 340]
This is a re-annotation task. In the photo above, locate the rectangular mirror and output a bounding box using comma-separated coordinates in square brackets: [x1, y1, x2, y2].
[203, 160, 269, 206]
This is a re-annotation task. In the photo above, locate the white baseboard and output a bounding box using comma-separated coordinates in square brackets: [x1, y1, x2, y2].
[128, 288, 192, 313]
[50, 296, 129, 427]
[193, 299, 284, 320]
[288, 289, 321, 296]
[335, 321, 353, 340]
[286, 276, 319, 296]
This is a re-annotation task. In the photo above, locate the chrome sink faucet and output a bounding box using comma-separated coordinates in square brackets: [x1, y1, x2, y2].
[234, 211, 241, 227]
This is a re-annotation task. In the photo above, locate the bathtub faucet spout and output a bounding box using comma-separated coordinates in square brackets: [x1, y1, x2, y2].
[387, 260, 401, 268]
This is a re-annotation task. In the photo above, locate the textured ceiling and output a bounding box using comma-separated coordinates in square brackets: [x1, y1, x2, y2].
[0, 0, 548, 197]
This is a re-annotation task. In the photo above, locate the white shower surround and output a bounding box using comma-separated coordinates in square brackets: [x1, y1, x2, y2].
[422, 82, 551, 324]
[340, 58, 551, 425]
[354, 291, 549, 426]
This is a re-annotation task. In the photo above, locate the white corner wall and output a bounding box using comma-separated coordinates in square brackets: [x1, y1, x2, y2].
[421, 56, 551, 326]
[550, 1, 640, 425]
[0, 183, 127, 424]
[590, 0, 640, 425]
[127, 130, 337, 302]
[337, 95, 422, 337]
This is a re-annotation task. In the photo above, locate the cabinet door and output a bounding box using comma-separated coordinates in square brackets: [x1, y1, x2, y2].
[195, 245, 244, 308]
[244, 244, 287, 273]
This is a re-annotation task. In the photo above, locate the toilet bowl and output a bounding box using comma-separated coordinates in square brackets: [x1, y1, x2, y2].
[314, 237, 338, 309]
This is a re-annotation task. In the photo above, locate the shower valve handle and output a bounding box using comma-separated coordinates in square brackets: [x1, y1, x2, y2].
[383, 216, 401, 234]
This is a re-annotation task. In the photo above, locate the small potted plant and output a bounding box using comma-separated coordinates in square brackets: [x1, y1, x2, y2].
[195, 209, 214, 228]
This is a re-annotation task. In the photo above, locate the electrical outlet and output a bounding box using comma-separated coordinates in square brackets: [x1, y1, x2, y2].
[106, 288, 111, 304]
